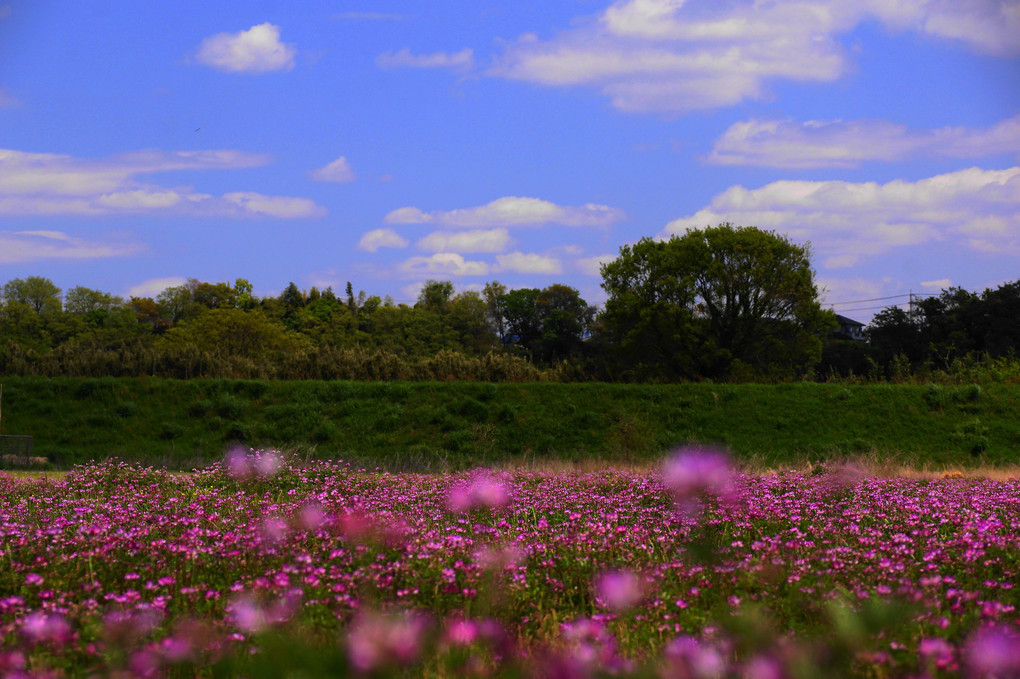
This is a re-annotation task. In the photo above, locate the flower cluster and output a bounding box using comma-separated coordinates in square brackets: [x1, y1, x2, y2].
[0, 454, 1018, 677]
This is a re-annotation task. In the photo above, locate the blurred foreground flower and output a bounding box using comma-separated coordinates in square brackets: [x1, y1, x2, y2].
[964, 624, 1020, 678]
[225, 448, 283, 481]
[20, 612, 73, 646]
[595, 570, 645, 613]
[346, 610, 429, 673]
[662, 448, 735, 516]
[447, 472, 511, 513]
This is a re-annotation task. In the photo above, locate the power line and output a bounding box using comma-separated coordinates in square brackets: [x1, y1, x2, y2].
[825, 294, 909, 306]
[824, 292, 939, 307]
[833, 303, 911, 313]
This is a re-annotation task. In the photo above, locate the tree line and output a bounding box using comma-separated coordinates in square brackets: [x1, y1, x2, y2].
[2, 225, 1017, 382]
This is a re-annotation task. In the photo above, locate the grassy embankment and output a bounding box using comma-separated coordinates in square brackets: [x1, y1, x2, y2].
[0, 377, 1017, 471]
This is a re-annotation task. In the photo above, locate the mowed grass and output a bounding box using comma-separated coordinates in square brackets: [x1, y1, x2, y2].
[0, 377, 1018, 471]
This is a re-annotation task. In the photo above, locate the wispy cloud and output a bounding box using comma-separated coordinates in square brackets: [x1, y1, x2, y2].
[126, 277, 189, 299]
[707, 115, 1020, 168]
[0, 230, 144, 264]
[195, 23, 296, 73]
[310, 156, 355, 183]
[0, 148, 325, 218]
[661, 166, 1020, 268]
[377, 48, 474, 72]
[384, 196, 624, 228]
[488, 0, 1020, 114]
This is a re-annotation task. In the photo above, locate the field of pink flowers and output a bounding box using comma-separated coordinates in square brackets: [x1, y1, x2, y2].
[1, 450, 1019, 678]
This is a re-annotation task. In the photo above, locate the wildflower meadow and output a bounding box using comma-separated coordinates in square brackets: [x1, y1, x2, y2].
[1, 450, 1019, 677]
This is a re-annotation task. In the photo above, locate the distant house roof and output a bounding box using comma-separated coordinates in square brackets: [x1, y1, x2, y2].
[830, 314, 867, 341]
[834, 314, 864, 328]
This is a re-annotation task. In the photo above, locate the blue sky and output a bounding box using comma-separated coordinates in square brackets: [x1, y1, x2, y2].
[1, 1, 1018, 322]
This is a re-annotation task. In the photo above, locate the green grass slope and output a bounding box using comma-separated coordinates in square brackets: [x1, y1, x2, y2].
[0, 378, 1017, 470]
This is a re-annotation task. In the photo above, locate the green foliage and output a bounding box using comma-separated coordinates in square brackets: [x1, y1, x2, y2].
[599, 224, 832, 380]
[3, 378, 1020, 471]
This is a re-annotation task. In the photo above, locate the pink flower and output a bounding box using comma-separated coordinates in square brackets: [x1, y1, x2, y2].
[23, 573, 43, 587]
[595, 570, 645, 613]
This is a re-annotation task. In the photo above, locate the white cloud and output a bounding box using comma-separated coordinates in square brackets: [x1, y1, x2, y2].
[195, 23, 296, 73]
[921, 278, 953, 290]
[358, 228, 409, 252]
[708, 115, 1020, 168]
[400, 253, 489, 277]
[222, 192, 325, 218]
[576, 253, 618, 276]
[384, 196, 624, 228]
[416, 228, 512, 253]
[0, 230, 144, 264]
[661, 166, 1020, 267]
[495, 252, 563, 274]
[488, 0, 1020, 114]
[126, 276, 189, 299]
[0, 148, 325, 218]
[310, 156, 355, 183]
[377, 48, 474, 71]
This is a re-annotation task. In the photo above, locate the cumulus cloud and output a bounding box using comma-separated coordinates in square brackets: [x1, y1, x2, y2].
[384, 196, 624, 228]
[358, 228, 409, 252]
[708, 115, 1020, 168]
[400, 252, 489, 277]
[377, 48, 474, 71]
[127, 276, 189, 299]
[0, 148, 325, 218]
[488, 0, 1020, 114]
[661, 166, 1020, 267]
[195, 23, 296, 73]
[0, 229, 144, 264]
[416, 228, 511, 253]
[495, 252, 562, 274]
[310, 156, 355, 183]
[576, 253, 618, 276]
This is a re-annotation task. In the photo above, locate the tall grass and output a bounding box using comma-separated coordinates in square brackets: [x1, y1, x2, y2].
[1, 377, 1018, 471]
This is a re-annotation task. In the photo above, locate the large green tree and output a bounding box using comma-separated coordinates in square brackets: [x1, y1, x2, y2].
[600, 224, 833, 380]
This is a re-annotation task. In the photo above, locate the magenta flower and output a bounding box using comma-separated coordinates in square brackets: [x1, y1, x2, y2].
[23, 573, 44, 587]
